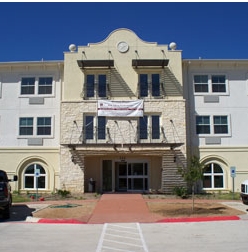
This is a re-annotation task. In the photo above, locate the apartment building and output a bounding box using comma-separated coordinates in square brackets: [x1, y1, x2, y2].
[183, 59, 248, 193]
[0, 61, 63, 193]
[61, 28, 187, 193]
[2, 28, 247, 194]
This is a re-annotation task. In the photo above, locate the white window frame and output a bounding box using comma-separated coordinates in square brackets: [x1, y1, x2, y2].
[84, 71, 108, 99]
[193, 73, 229, 95]
[83, 114, 106, 143]
[23, 163, 47, 190]
[18, 115, 54, 138]
[196, 114, 231, 137]
[138, 72, 162, 98]
[19, 75, 55, 97]
[202, 162, 225, 190]
[139, 114, 161, 143]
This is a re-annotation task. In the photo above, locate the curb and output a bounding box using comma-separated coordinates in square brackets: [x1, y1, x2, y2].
[37, 218, 86, 224]
[25, 216, 86, 224]
[157, 215, 240, 223]
[25, 215, 240, 224]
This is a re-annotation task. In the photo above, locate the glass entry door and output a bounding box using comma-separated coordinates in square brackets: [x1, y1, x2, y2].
[116, 162, 148, 191]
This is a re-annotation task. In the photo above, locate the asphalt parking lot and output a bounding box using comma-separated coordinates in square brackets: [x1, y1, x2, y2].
[1, 219, 248, 252]
[0, 201, 248, 252]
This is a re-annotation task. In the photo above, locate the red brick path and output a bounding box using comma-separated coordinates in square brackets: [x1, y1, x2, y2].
[88, 194, 163, 224]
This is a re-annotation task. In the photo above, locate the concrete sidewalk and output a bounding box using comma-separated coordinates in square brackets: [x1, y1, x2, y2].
[87, 194, 163, 224]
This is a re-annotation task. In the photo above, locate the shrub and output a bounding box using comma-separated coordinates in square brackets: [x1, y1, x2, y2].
[57, 189, 71, 198]
[173, 186, 188, 199]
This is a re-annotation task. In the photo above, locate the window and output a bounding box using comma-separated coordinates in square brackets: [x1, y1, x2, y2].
[98, 75, 107, 98]
[19, 117, 52, 136]
[24, 164, 46, 189]
[203, 163, 224, 189]
[139, 116, 148, 139]
[139, 73, 160, 97]
[212, 75, 226, 92]
[19, 118, 33, 135]
[86, 75, 94, 97]
[194, 75, 208, 92]
[85, 115, 94, 139]
[139, 115, 160, 141]
[151, 115, 160, 139]
[196, 116, 210, 134]
[151, 74, 160, 96]
[37, 117, 51, 135]
[98, 116, 106, 140]
[196, 115, 229, 135]
[85, 74, 107, 98]
[84, 115, 106, 141]
[21, 77, 35, 95]
[21, 76, 53, 96]
[214, 116, 228, 134]
[38, 77, 53, 94]
[193, 74, 227, 94]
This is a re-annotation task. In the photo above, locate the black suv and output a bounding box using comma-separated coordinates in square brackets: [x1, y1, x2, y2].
[0, 170, 18, 219]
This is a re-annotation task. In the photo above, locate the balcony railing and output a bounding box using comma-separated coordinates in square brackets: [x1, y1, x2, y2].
[70, 126, 168, 145]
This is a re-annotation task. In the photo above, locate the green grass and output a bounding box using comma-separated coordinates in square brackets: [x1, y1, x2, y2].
[214, 192, 241, 200]
[12, 193, 31, 203]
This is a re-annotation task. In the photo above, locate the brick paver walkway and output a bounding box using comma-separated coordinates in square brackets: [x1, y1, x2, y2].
[88, 194, 163, 224]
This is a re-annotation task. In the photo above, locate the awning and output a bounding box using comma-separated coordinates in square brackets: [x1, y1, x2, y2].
[66, 142, 184, 152]
[77, 60, 114, 69]
[132, 59, 169, 68]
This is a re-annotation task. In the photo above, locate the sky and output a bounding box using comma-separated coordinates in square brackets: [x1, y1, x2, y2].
[1, 2, 248, 62]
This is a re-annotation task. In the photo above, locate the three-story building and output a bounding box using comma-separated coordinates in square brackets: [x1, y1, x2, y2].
[0, 61, 63, 193]
[61, 28, 187, 193]
[184, 59, 248, 192]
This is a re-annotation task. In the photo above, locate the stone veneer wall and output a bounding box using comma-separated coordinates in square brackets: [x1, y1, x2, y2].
[161, 150, 187, 194]
[60, 99, 186, 193]
[61, 100, 186, 145]
[60, 146, 84, 193]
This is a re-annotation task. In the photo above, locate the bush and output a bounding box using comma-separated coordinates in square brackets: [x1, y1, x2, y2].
[56, 189, 71, 198]
[173, 186, 188, 199]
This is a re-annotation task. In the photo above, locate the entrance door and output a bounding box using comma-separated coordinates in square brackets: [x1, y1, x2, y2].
[116, 162, 148, 191]
[102, 160, 112, 192]
[117, 162, 128, 191]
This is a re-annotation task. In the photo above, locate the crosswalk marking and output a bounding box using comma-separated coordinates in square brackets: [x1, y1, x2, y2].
[96, 223, 149, 252]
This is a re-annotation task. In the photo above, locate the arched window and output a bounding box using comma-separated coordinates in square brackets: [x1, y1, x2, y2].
[203, 163, 224, 189]
[24, 164, 46, 189]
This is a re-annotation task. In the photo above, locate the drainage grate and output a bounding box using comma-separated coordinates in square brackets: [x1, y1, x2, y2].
[50, 204, 81, 208]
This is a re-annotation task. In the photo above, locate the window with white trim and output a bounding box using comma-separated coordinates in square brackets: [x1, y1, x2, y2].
[84, 115, 106, 141]
[19, 117, 34, 135]
[21, 77, 35, 95]
[85, 74, 107, 98]
[139, 73, 161, 97]
[139, 114, 160, 141]
[21, 76, 53, 95]
[24, 163, 46, 189]
[19, 117, 52, 136]
[194, 75, 208, 93]
[193, 74, 227, 94]
[203, 163, 224, 189]
[196, 115, 229, 135]
[38, 77, 53, 94]
[37, 117, 51, 135]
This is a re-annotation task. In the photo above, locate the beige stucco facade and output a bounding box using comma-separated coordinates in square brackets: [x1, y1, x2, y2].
[61, 28, 187, 193]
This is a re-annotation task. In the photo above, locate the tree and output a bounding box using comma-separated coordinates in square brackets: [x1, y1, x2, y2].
[178, 155, 204, 212]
